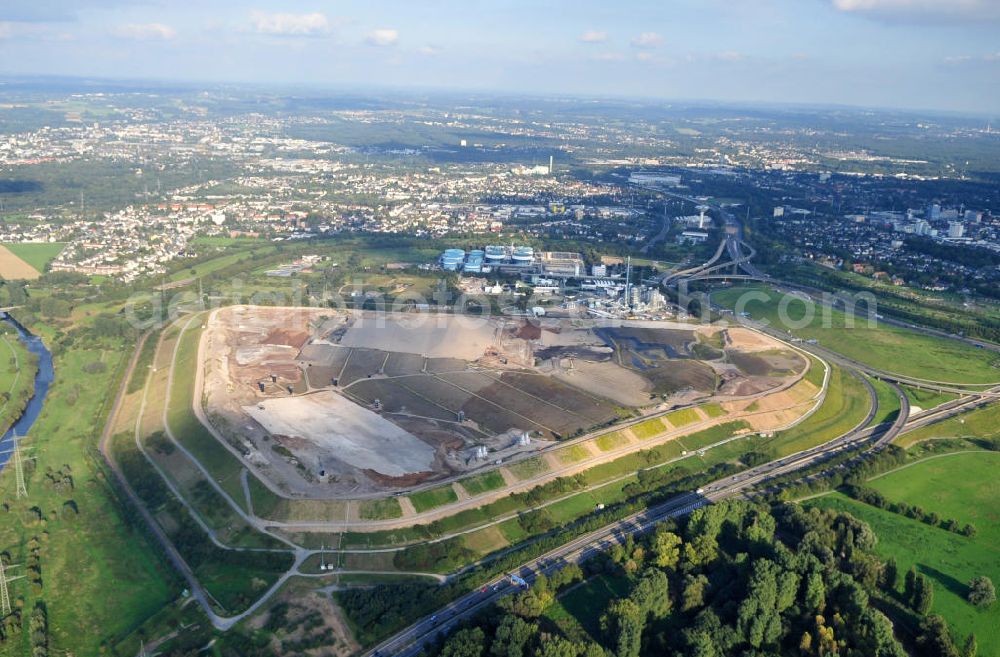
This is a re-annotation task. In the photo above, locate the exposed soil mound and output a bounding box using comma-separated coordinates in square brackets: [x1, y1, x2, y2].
[516, 320, 542, 340]
[364, 469, 436, 487]
[263, 328, 310, 349]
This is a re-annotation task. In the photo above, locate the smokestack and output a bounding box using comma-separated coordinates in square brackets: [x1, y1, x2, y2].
[549, 155, 554, 174]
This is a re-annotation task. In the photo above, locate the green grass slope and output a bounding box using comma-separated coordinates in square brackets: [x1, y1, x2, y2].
[712, 285, 1000, 384]
[809, 451, 1000, 655]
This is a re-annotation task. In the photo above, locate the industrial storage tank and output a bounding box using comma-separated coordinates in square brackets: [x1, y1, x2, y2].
[511, 246, 535, 265]
[441, 248, 466, 271]
[465, 249, 485, 273]
[484, 245, 508, 263]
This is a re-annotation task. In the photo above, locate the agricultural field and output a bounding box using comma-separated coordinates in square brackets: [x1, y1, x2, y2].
[809, 451, 1000, 656]
[712, 285, 1000, 384]
[0, 243, 42, 279]
[0, 242, 65, 273]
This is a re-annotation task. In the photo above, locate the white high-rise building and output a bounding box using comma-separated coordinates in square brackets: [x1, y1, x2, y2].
[948, 221, 965, 238]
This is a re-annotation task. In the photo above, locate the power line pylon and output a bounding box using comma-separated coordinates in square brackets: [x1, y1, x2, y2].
[0, 559, 23, 617]
[1, 431, 33, 501]
[0, 559, 9, 616]
[11, 431, 27, 500]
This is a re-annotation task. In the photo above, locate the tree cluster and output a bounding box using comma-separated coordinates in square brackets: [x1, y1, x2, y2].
[427, 501, 913, 657]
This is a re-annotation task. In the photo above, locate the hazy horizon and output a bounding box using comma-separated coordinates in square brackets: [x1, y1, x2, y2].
[1, 0, 999, 115]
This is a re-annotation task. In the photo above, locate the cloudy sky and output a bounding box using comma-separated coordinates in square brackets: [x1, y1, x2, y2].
[1, 0, 998, 114]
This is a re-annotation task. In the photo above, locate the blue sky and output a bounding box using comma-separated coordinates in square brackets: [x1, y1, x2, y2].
[1, 0, 998, 114]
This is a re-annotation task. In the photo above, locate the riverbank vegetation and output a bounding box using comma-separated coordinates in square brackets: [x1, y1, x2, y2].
[0, 322, 38, 435]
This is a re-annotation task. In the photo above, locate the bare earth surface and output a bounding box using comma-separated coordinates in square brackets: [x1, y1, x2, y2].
[0, 244, 40, 279]
[244, 391, 436, 477]
[199, 306, 810, 503]
[338, 314, 498, 359]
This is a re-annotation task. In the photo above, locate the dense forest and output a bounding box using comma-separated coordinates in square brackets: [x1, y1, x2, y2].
[414, 500, 969, 657]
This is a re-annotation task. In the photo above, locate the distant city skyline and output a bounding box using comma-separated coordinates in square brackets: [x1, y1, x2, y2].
[1, 0, 999, 115]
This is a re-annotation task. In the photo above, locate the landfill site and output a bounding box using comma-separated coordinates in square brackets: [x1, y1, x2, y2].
[198, 305, 807, 496]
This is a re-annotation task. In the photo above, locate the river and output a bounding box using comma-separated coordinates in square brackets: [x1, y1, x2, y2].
[0, 314, 55, 469]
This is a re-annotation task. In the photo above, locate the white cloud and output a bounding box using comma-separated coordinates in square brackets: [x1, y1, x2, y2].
[0, 22, 13, 39]
[579, 30, 608, 43]
[592, 52, 625, 62]
[945, 51, 1000, 63]
[630, 32, 663, 48]
[250, 11, 330, 36]
[366, 28, 399, 47]
[634, 52, 675, 66]
[418, 44, 442, 56]
[830, 0, 1000, 22]
[715, 51, 745, 62]
[112, 23, 176, 40]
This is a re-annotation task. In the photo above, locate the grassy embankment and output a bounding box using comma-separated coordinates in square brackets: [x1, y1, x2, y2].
[164, 321, 250, 510]
[895, 401, 1000, 449]
[754, 363, 871, 458]
[110, 318, 294, 617]
[138, 323, 286, 550]
[901, 384, 958, 412]
[711, 285, 1000, 384]
[0, 325, 38, 433]
[866, 376, 902, 428]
